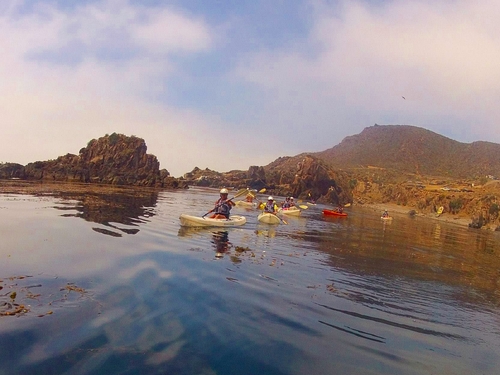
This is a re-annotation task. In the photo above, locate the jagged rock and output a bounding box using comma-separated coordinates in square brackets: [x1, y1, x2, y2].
[162, 176, 188, 189]
[79, 134, 160, 185]
[18, 133, 186, 188]
[247, 166, 265, 181]
[180, 165, 269, 191]
[230, 154, 354, 205]
[183, 167, 226, 187]
[469, 215, 485, 229]
[0, 163, 25, 179]
[287, 155, 352, 205]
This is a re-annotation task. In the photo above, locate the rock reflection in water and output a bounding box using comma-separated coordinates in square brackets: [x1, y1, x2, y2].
[313, 208, 500, 308]
[54, 187, 159, 237]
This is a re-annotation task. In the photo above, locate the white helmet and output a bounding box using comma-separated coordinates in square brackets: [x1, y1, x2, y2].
[290, 197, 294, 200]
[268, 196, 274, 200]
[220, 188, 229, 194]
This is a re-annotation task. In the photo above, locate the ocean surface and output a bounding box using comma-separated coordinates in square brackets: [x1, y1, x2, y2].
[1, 185, 499, 375]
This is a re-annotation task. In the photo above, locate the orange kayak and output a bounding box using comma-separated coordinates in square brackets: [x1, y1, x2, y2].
[322, 209, 347, 217]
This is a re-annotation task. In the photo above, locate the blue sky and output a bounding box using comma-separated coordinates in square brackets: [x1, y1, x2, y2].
[2, 0, 500, 177]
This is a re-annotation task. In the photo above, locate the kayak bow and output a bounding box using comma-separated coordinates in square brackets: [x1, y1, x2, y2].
[257, 212, 282, 224]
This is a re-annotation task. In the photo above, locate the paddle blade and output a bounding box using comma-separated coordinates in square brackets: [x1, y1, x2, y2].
[298, 205, 308, 209]
[234, 188, 248, 196]
[233, 189, 250, 199]
[258, 188, 266, 193]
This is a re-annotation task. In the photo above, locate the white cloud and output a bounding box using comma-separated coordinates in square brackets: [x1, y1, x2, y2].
[132, 9, 212, 53]
[2, 0, 500, 177]
[0, 0, 237, 176]
[233, 0, 500, 146]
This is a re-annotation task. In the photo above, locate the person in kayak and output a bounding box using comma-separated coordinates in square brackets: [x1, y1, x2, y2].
[260, 196, 279, 213]
[282, 197, 291, 209]
[289, 197, 296, 207]
[210, 188, 235, 219]
[382, 209, 389, 218]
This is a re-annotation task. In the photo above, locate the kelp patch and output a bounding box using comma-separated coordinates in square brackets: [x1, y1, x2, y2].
[1, 275, 98, 318]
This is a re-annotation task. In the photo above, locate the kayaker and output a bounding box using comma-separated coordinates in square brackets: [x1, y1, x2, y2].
[245, 193, 254, 203]
[336, 205, 344, 213]
[382, 209, 389, 218]
[210, 188, 235, 219]
[261, 196, 279, 213]
[308, 192, 316, 204]
[282, 197, 291, 209]
[289, 197, 296, 207]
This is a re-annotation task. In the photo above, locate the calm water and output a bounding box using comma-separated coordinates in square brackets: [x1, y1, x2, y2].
[1, 186, 499, 375]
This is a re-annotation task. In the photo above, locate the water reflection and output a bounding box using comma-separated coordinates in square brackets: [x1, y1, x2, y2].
[177, 227, 257, 265]
[255, 225, 277, 238]
[311, 208, 500, 308]
[3, 268, 217, 375]
[212, 231, 231, 258]
[2, 190, 500, 375]
[54, 188, 158, 237]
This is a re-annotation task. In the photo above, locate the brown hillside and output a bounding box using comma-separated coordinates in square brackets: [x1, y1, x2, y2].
[314, 125, 500, 179]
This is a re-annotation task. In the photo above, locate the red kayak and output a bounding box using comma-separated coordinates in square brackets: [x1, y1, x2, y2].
[322, 209, 347, 217]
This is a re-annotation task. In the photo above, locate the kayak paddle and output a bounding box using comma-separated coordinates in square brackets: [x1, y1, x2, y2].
[275, 213, 288, 225]
[202, 189, 249, 218]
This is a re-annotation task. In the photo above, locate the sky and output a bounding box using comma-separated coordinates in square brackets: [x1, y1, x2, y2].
[1, 0, 500, 177]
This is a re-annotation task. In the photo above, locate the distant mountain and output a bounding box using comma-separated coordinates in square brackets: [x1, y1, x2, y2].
[313, 125, 500, 179]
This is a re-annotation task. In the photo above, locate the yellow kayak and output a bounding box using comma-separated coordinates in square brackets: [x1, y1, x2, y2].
[257, 212, 281, 224]
[179, 214, 247, 227]
[278, 207, 301, 216]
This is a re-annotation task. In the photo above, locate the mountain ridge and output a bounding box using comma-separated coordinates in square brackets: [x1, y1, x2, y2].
[311, 124, 500, 178]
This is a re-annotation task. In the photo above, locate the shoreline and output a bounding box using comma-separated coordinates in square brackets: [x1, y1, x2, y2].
[358, 202, 476, 228]
[0, 179, 496, 230]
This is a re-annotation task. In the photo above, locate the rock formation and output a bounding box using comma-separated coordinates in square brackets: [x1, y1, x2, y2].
[0, 163, 25, 179]
[1, 133, 187, 188]
[2, 125, 498, 229]
[289, 155, 352, 205]
[180, 165, 268, 192]
[179, 154, 352, 205]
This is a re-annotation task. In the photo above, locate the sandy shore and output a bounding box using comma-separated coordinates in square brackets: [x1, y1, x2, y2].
[358, 202, 474, 228]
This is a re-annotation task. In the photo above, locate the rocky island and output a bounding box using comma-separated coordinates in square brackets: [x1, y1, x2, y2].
[0, 133, 183, 188]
